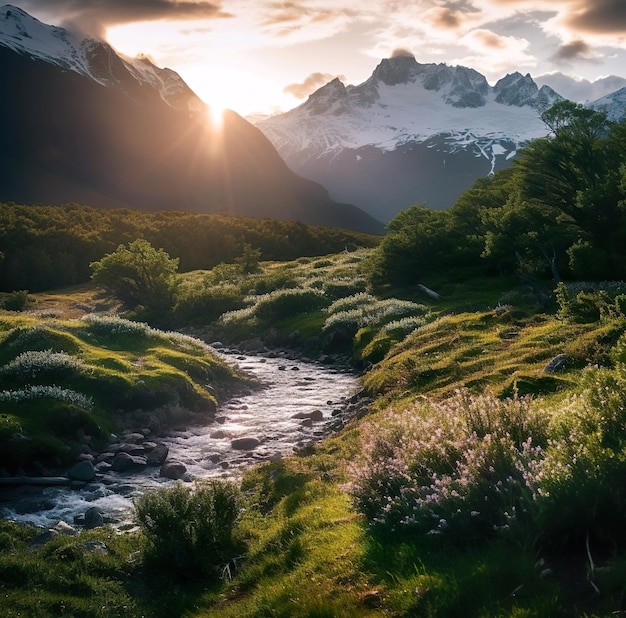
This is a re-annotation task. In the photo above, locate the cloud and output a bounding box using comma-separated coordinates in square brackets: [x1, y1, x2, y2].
[551, 39, 599, 64]
[19, 0, 230, 38]
[468, 29, 508, 49]
[283, 71, 346, 98]
[424, 7, 464, 29]
[566, 0, 626, 34]
[391, 48, 414, 58]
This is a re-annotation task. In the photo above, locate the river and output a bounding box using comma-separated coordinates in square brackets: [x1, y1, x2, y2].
[0, 347, 362, 529]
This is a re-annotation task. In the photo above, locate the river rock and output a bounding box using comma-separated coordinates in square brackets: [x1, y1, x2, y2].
[111, 452, 147, 473]
[210, 429, 230, 439]
[160, 461, 187, 480]
[146, 443, 169, 466]
[122, 432, 145, 443]
[84, 507, 104, 529]
[67, 460, 96, 482]
[117, 443, 146, 456]
[231, 437, 260, 450]
[291, 410, 324, 421]
[544, 354, 569, 374]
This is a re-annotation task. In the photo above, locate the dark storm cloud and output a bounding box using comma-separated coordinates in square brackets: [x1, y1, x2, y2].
[19, 0, 230, 38]
[283, 72, 346, 98]
[391, 48, 415, 58]
[551, 39, 595, 62]
[567, 0, 626, 34]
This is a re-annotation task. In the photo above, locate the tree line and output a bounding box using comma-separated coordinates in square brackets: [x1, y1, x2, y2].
[0, 204, 378, 292]
[367, 101, 626, 288]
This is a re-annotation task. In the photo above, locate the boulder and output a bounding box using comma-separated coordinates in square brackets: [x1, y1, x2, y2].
[66, 460, 96, 482]
[146, 443, 169, 466]
[291, 410, 324, 421]
[544, 354, 568, 374]
[84, 507, 104, 529]
[231, 437, 260, 450]
[111, 452, 147, 473]
[160, 461, 187, 480]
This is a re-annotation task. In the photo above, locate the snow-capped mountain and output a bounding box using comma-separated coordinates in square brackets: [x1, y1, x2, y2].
[590, 87, 626, 122]
[535, 73, 626, 104]
[0, 5, 382, 234]
[256, 55, 563, 222]
[0, 5, 202, 113]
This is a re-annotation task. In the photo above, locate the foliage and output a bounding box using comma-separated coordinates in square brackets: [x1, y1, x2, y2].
[346, 390, 547, 545]
[366, 109, 626, 287]
[135, 480, 242, 580]
[90, 239, 179, 317]
[555, 281, 626, 323]
[0, 202, 378, 292]
[0, 312, 244, 472]
[1, 290, 30, 311]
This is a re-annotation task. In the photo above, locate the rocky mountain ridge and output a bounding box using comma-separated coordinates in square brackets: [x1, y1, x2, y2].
[256, 54, 566, 221]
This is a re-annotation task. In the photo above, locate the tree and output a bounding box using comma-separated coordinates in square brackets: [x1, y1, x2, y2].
[90, 239, 179, 314]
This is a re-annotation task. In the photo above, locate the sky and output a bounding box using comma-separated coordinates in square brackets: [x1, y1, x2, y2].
[8, 0, 626, 116]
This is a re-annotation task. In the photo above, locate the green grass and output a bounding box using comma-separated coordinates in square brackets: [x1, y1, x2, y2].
[0, 312, 247, 473]
[3, 255, 626, 617]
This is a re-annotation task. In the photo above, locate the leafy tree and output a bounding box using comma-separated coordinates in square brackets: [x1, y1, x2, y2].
[90, 239, 179, 314]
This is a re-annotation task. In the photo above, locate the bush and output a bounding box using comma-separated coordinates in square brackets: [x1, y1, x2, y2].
[253, 288, 328, 321]
[535, 366, 626, 545]
[174, 283, 245, 324]
[2, 290, 30, 311]
[346, 390, 547, 545]
[0, 350, 86, 381]
[90, 239, 179, 316]
[134, 480, 242, 580]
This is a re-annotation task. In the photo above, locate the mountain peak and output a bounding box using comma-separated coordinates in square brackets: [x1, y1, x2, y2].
[493, 71, 558, 109]
[0, 6, 203, 112]
[371, 55, 420, 85]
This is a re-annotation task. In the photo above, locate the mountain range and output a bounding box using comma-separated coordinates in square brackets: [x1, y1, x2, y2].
[0, 5, 384, 235]
[255, 54, 626, 222]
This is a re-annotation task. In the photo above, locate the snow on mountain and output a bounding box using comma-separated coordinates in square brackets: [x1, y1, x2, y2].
[590, 87, 626, 121]
[0, 4, 384, 234]
[535, 72, 626, 104]
[0, 4, 202, 113]
[256, 55, 562, 221]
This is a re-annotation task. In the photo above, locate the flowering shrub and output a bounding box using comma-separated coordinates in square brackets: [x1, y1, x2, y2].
[346, 390, 547, 545]
[0, 385, 93, 409]
[0, 350, 86, 380]
[379, 316, 429, 338]
[81, 314, 154, 337]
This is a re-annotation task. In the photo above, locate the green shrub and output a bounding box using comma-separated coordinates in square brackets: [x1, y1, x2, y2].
[134, 480, 242, 580]
[536, 366, 626, 545]
[253, 288, 328, 321]
[174, 283, 245, 323]
[2, 290, 30, 311]
[0, 350, 86, 381]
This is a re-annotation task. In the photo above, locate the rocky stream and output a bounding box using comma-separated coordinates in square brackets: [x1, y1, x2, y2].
[0, 345, 364, 531]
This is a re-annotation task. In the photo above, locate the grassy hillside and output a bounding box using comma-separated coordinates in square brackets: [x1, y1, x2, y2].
[2, 250, 626, 616]
[0, 303, 246, 474]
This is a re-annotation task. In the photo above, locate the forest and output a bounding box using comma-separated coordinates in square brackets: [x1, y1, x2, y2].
[0, 204, 378, 292]
[369, 101, 626, 287]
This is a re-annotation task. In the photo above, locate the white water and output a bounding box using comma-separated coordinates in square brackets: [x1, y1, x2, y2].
[0, 349, 361, 529]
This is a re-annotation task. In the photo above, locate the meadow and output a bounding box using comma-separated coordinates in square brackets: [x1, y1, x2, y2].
[2, 245, 626, 617]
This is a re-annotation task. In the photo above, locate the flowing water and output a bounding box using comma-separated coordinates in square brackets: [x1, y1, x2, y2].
[0, 347, 361, 529]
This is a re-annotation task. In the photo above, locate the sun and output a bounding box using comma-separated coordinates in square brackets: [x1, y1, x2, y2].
[208, 103, 225, 126]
